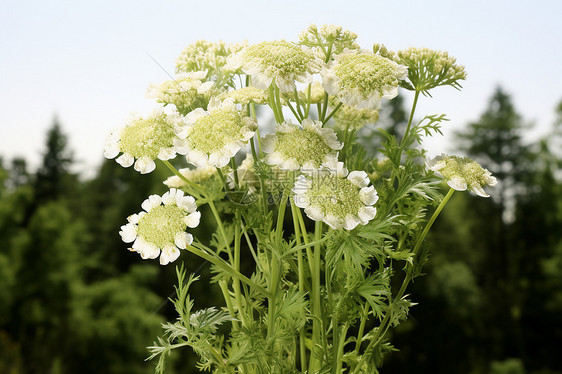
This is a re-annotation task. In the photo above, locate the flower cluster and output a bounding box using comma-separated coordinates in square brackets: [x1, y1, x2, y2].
[298, 24, 360, 61]
[163, 165, 217, 189]
[293, 162, 378, 230]
[179, 99, 256, 168]
[427, 154, 498, 197]
[331, 99, 380, 130]
[227, 40, 323, 92]
[216, 86, 269, 106]
[119, 189, 200, 265]
[391, 47, 467, 94]
[176, 40, 246, 76]
[146, 71, 214, 114]
[262, 119, 342, 171]
[322, 50, 408, 109]
[104, 108, 186, 174]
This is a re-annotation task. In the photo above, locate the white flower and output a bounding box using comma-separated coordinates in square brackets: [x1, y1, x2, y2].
[176, 40, 246, 75]
[119, 188, 200, 265]
[321, 49, 407, 109]
[426, 154, 498, 197]
[216, 86, 269, 106]
[104, 108, 187, 174]
[293, 162, 378, 230]
[163, 165, 217, 189]
[179, 99, 257, 168]
[262, 119, 342, 172]
[298, 24, 360, 60]
[147, 71, 214, 113]
[331, 98, 379, 130]
[227, 40, 323, 92]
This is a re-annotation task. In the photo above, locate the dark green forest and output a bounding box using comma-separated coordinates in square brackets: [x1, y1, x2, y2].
[1, 88, 561, 374]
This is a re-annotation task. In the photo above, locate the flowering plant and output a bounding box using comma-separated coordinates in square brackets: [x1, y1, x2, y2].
[105, 24, 496, 373]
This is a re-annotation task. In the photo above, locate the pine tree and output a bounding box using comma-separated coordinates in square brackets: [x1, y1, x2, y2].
[34, 116, 74, 203]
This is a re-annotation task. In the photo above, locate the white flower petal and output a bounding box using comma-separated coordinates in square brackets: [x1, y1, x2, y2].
[293, 194, 310, 209]
[127, 213, 141, 224]
[104, 137, 120, 159]
[119, 223, 137, 243]
[177, 195, 196, 212]
[141, 194, 162, 212]
[359, 186, 379, 206]
[347, 170, 370, 188]
[187, 150, 209, 168]
[358, 206, 377, 224]
[174, 232, 190, 249]
[134, 157, 156, 174]
[116, 153, 134, 168]
[343, 214, 362, 230]
[162, 188, 178, 205]
[324, 213, 343, 230]
[305, 205, 324, 221]
[250, 72, 273, 90]
[447, 176, 467, 191]
[185, 108, 207, 124]
[159, 245, 180, 265]
[197, 81, 214, 94]
[184, 211, 201, 228]
[158, 147, 176, 161]
[471, 184, 489, 198]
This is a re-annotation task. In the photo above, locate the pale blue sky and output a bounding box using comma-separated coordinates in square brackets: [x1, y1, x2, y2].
[1, 0, 561, 173]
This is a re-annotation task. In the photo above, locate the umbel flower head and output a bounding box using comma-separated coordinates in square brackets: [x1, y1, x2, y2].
[262, 119, 342, 171]
[293, 162, 378, 230]
[331, 99, 379, 131]
[119, 189, 201, 265]
[179, 98, 257, 168]
[322, 49, 408, 109]
[104, 108, 186, 174]
[227, 40, 323, 92]
[297, 81, 325, 104]
[298, 24, 360, 61]
[426, 154, 498, 197]
[391, 47, 467, 95]
[176, 40, 246, 76]
[163, 165, 217, 189]
[146, 71, 214, 114]
[216, 86, 269, 106]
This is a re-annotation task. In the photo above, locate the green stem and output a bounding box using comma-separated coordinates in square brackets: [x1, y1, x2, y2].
[232, 219, 248, 327]
[309, 220, 323, 372]
[291, 201, 307, 371]
[268, 85, 282, 124]
[161, 160, 204, 196]
[320, 92, 329, 123]
[397, 89, 421, 159]
[187, 243, 272, 298]
[208, 199, 233, 263]
[274, 85, 285, 123]
[322, 101, 343, 125]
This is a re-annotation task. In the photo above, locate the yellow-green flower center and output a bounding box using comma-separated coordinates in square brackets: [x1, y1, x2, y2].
[137, 205, 187, 248]
[245, 41, 316, 76]
[189, 109, 247, 153]
[120, 113, 176, 159]
[307, 175, 363, 217]
[276, 129, 333, 167]
[439, 156, 491, 187]
[335, 54, 399, 95]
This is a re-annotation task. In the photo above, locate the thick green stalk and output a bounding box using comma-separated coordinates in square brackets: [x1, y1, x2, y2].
[291, 201, 307, 371]
[309, 220, 323, 372]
